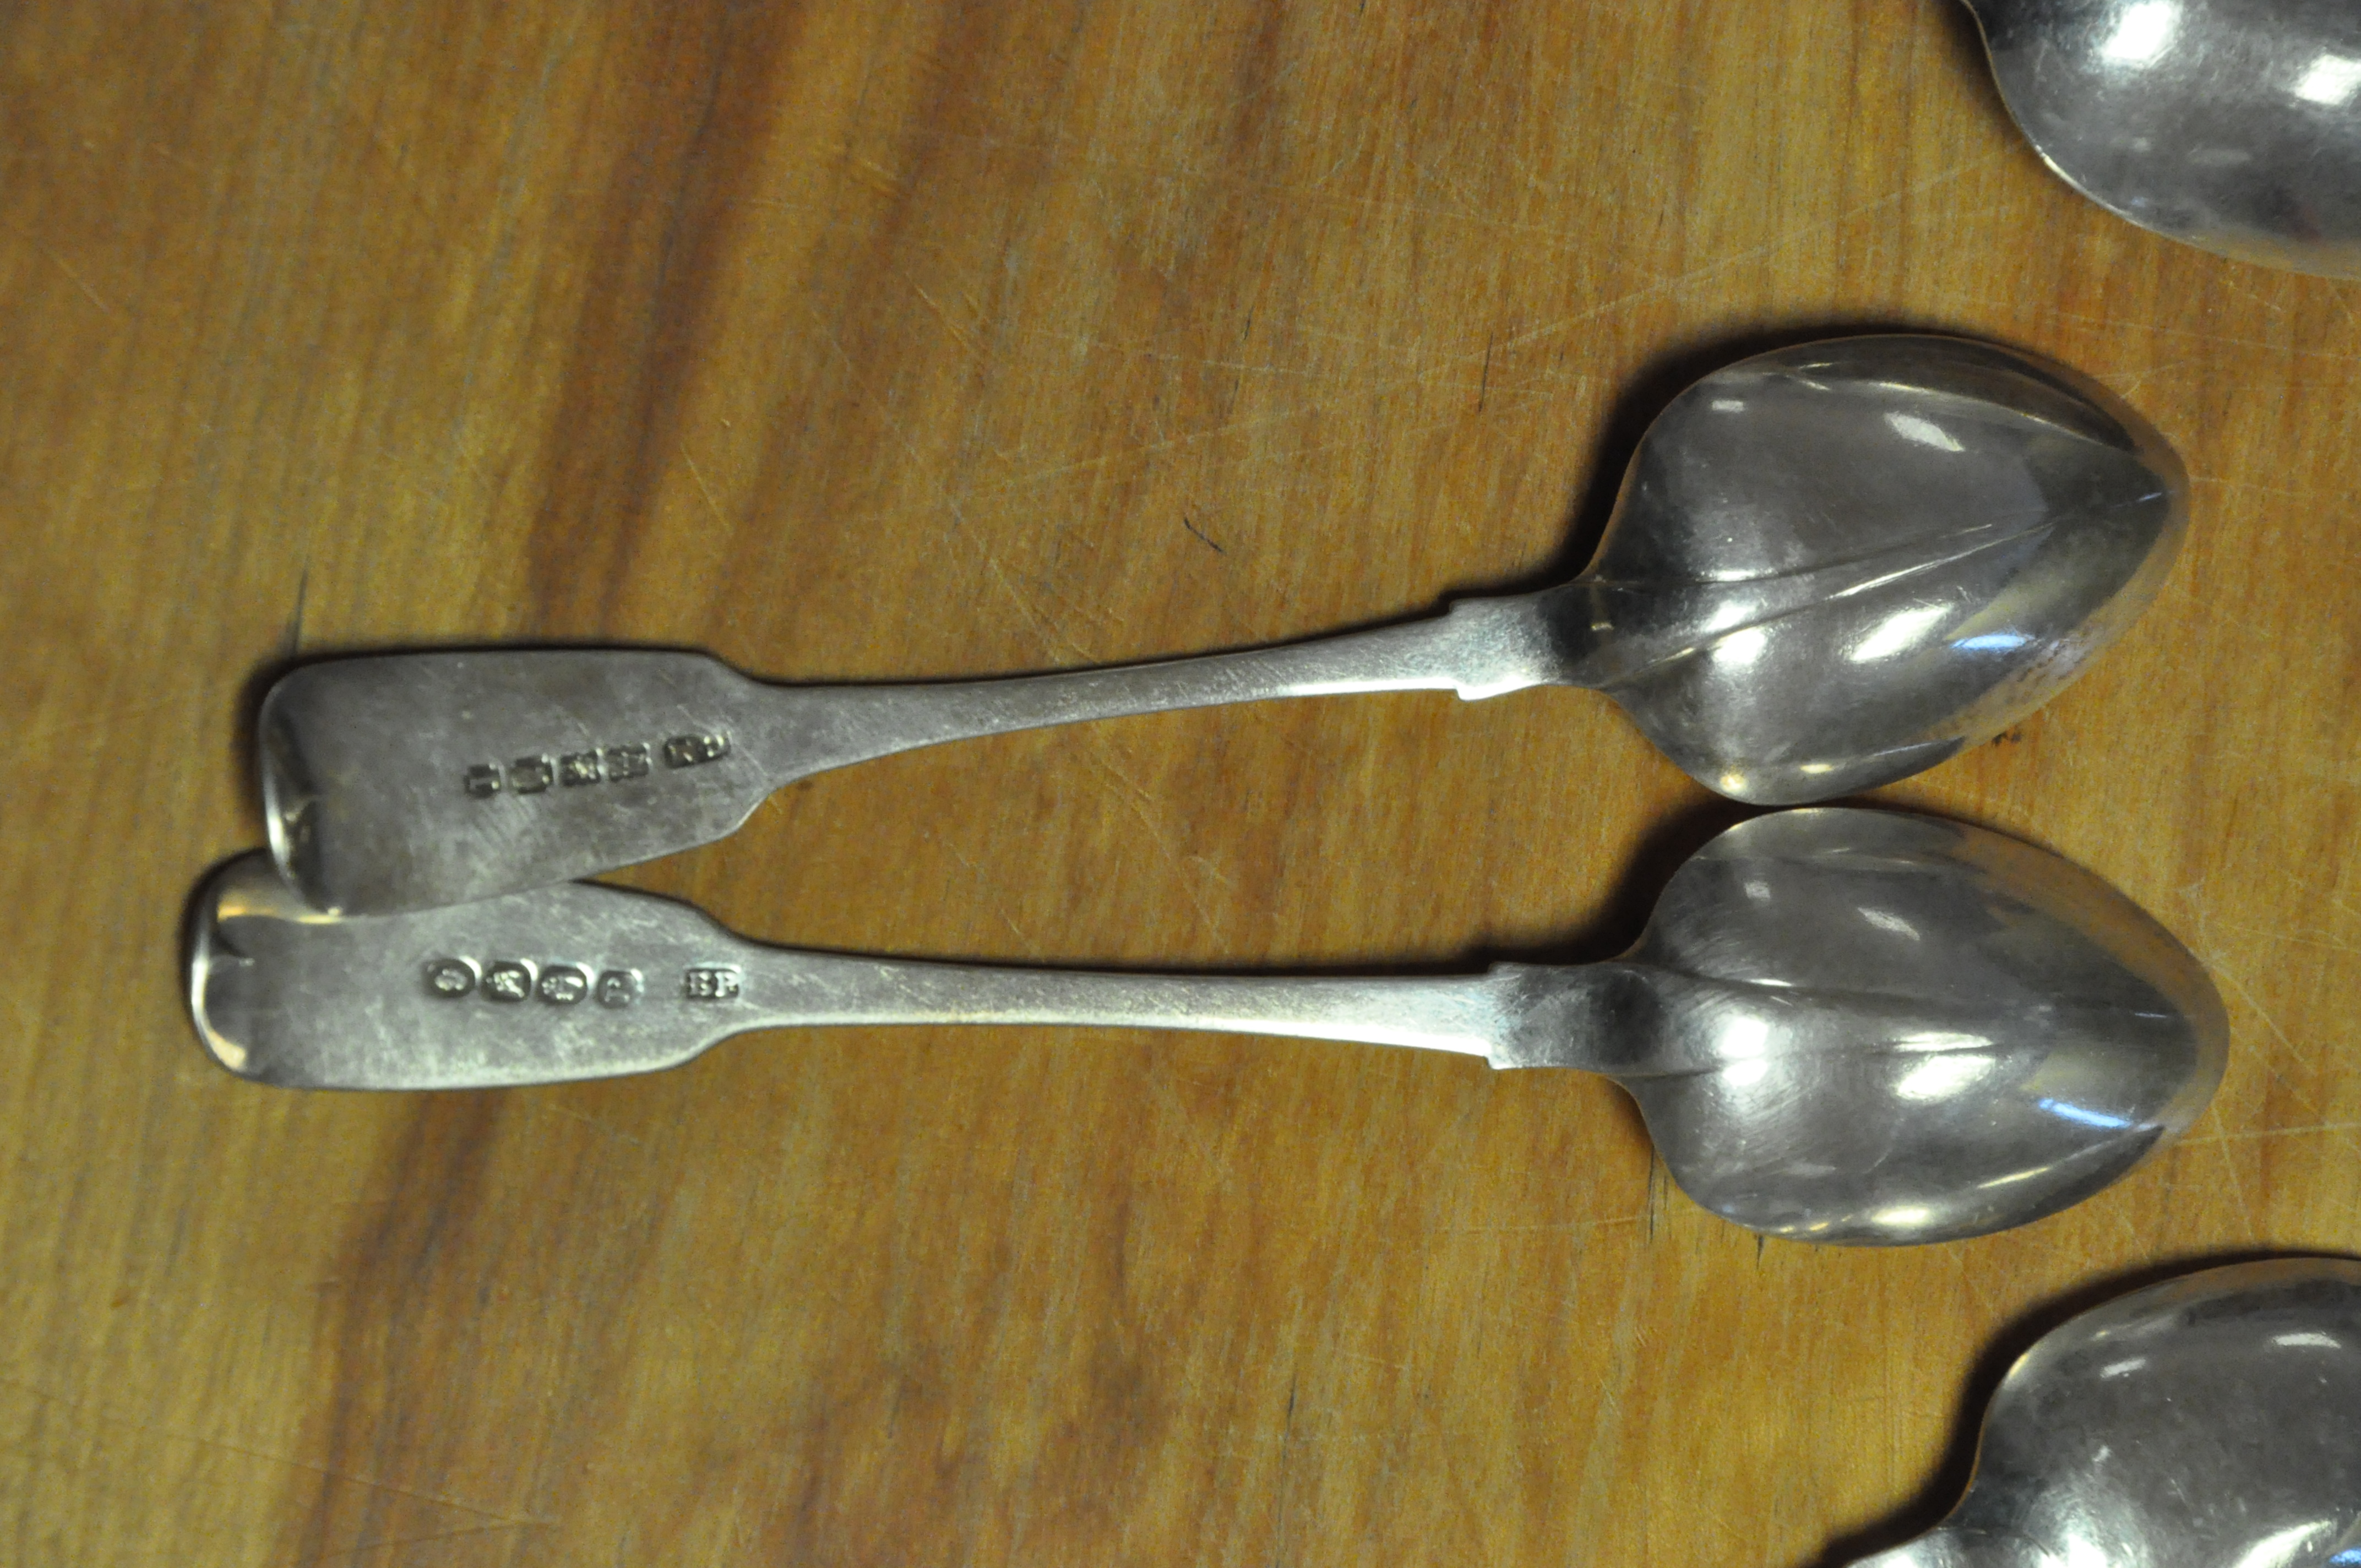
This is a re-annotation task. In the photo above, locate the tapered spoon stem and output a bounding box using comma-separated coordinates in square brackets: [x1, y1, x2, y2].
[749, 593, 1563, 781]
[731, 945, 1514, 1057]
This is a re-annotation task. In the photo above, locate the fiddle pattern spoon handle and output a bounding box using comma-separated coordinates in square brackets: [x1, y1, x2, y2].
[257, 602, 1556, 917]
[191, 853, 1608, 1089]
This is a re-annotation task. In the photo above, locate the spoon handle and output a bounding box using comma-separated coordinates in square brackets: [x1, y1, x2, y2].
[192, 857, 1564, 1089]
[727, 943, 1514, 1059]
[750, 592, 1562, 783]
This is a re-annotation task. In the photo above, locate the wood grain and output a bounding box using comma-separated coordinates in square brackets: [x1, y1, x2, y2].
[6, 2, 2359, 1562]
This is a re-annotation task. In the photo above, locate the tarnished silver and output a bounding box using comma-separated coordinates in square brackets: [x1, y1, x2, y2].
[1854, 1257, 2361, 1567]
[259, 335, 2186, 916]
[190, 809, 2224, 1246]
[1965, 0, 2361, 277]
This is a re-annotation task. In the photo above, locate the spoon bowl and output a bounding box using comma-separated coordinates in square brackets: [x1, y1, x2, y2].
[1554, 335, 2185, 802]
[259, 336, 2186, 915]
[1856, 1257, 2361, 1566]
[1963, 0, 2361, 277]
[1585, 809, 2224, 1243]
[190, 808, 2224, 1245]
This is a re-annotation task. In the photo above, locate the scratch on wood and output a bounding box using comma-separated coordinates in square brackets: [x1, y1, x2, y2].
[296, 1519, 546, 1565]
[1265, 1379, 1298, 1568]
[910, 282, 982, 358]
[1440, 1215, 1642, 1237]
[534, 1098, 652, 1153]
[0, 220, 116, 316]
[1952, 297, 2361, 367]
[2199, 918, 2361, 957]
[2189, 475, 2337, 504]
[1082, 744, 1230, 939]
[815, 322, 1093, 662]
[682, 451, 730, 529]
[2205, 944, 2325, 1077]
[0, 1370, 544, 1525]
[828, 124, 1668, 257]
[2181, 1120, 2361, 1146]
[941, 840, 1042, 951]
[2184, 895, 2361, 1162]
[803, 162, 2017, 525]
[284, 565, 310, 659]
[1180, 513, 1226, 554]
[1011, 326, 1350, 381]
[2211, 1135, 2264, 1244]
[2216, 276, 2291, 319]
[1145, 1071, 1237, 1189]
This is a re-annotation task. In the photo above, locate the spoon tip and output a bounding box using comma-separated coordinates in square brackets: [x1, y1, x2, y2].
[186, 857, 262, 1079]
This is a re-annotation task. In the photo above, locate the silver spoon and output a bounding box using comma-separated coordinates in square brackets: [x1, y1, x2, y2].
[1963, 0, 2361, 278]
[258, 334, 2186, 916]
[1853, 1257, 2361, 1566]
[189, 808, 2224, 1246]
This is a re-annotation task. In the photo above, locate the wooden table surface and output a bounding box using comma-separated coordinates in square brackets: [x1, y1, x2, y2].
[7, 3, 2359, 1563]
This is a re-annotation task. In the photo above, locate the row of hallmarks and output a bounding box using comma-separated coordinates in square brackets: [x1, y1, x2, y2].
[423, 957, 742, 1006]
[463, 731, 731, 799]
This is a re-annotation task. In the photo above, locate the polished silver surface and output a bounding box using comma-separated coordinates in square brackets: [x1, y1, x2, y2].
[1965, 0, 2361, 277]
[259, 334, 2185, 914]
[1854, 1257, 2361, 1567]
[191, 809, 2225, 1245]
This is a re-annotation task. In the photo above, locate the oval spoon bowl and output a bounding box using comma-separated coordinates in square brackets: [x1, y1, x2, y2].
[1858, 1257, 2361, 1566]
[1965, 0, 2361, 277]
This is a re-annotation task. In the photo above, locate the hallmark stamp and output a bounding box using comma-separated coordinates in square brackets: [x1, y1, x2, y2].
[425, 957, 478, 998]
[420, 956, 638, 1008]
[537, 965, 591, 1005]
[663, 732, 730, 769]
[482, 960, 536, 1001]
[682, 966, 742, 1001]
[464, 735, 719, 799]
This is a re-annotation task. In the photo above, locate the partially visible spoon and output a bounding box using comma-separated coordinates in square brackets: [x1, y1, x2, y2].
[257, 334, 2186, 916]
[1963, 0, 2361, 277]
[1853, 1257, 2361, 1567]
[189, 808, 2224, 1245]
